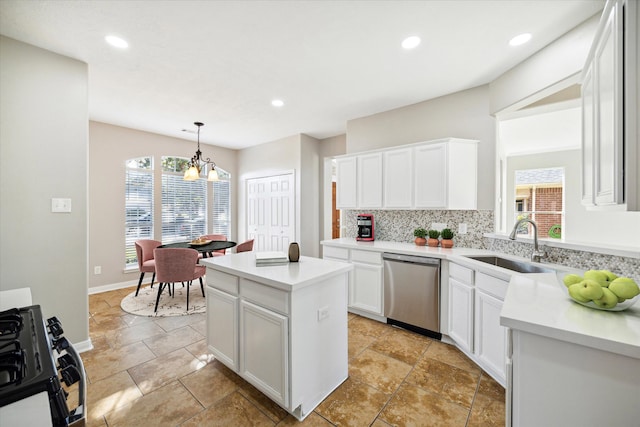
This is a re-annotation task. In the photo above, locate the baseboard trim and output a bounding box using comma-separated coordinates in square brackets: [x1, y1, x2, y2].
[73, 338, 93, 353]
[88, 280, 140, 295]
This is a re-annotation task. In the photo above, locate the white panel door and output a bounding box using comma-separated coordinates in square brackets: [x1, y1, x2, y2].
[336, 157, 357, 209]
[206, 286, 239, 371]
[357, 153, 383, 208]
[246, 173, 295, 252]
[350, 263, 383, 315]
[383, 148, 413, 208]
[240, 300, 289, 407]
[414, 143, 448, 208]
[448, 277, 474, 354]
[475, 290, 507, 384]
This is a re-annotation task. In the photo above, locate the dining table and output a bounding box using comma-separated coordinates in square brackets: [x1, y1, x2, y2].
[159, 240, 237, 257]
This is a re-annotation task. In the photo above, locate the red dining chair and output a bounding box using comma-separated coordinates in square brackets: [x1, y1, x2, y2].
[134, 239, 161, 296]
[153, 248, 205, 312]
[235, 239, 254, 253]
[200, 234, 228, 257]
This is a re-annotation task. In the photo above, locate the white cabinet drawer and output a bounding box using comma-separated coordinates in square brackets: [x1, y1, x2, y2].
[207, 268, 239, 295]
[323, 246, 349, 261]
[351, 249, 381, 265]
[240, 278, 289, 315]
[450, 262, 474, 285]
[476, 272, 508, 300]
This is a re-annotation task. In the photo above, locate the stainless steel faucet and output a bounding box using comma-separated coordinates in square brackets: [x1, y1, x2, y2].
[509, 218, 546, 263]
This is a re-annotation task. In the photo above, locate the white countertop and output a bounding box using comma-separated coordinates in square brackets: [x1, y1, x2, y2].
[322, 238, 640, 359]
[200, 252, 352, 291]
[501, 273, 640, 359]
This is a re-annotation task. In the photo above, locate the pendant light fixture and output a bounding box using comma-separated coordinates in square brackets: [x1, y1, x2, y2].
[184, 121, 219, 181]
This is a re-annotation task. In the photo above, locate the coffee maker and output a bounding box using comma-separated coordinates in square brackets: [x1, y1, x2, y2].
[356, 214, 374, 241]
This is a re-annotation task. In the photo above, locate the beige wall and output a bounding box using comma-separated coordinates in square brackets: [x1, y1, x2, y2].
[0, 36, 89, 344]
[236, 133, 325, 256]
[88, 121, 238, 289]
[346, 85, 495, 210]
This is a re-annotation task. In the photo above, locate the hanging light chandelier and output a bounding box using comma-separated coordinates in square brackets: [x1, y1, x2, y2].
[184, 121, 219, 181]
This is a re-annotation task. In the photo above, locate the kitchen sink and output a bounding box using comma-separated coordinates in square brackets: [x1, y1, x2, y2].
[464, 255, 555, 274]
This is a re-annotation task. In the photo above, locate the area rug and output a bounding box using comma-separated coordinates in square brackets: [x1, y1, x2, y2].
[120, 284, 206, 317]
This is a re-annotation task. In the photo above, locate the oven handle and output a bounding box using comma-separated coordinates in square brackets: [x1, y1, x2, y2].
[63, 342, 86, 426]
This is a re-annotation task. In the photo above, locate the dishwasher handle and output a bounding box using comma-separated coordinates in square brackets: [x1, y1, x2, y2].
[382, 253, 440, 266]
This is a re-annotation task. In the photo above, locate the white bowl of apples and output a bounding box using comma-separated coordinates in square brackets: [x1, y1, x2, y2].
[557, 270, 640, 311]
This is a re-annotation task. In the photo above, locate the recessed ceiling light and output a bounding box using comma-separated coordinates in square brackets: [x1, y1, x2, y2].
[105, 35, 128, 49]
[271, 99, 284, 107]
[509, 33, 532, 47]
[402, 36, 421, 50]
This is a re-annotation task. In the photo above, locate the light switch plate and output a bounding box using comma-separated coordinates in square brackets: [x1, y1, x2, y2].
[458, 223, 468, 234]
[51, 198, 72, 213]
[431, 223, 447, 231]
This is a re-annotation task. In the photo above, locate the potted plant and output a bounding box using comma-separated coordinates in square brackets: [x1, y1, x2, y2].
[427, 229, 440, 247]
[441, 228, 454, 248]
[413, 227, 427, 246]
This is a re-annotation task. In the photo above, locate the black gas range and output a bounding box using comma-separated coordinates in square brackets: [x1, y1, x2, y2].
[0, 305, 86, 427]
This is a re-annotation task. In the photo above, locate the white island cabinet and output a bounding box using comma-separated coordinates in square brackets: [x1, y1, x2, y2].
[200, 253, 352, 421]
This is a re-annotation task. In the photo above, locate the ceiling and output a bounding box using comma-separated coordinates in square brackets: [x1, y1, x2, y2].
[0, 0, 604, 149]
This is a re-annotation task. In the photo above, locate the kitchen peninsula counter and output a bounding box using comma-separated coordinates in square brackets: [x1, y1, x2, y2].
[200, 253, 352, 421]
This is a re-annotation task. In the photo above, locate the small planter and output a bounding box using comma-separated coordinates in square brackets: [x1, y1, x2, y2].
[413, 227, 427, 246]
[440, 228, 454, 248]
[441, 239, 454, 248]
[427, 230, 440, 247]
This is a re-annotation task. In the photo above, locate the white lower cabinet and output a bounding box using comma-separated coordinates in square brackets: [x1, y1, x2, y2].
[323, 248, 383, 318]
[351, 262, 383, 315]
[206, 286, 239, 371]
[240, 300, 288, 407]
[448, 277, 474, 354]
[475, 290, 506, 381]
[448, 263, 508, 386]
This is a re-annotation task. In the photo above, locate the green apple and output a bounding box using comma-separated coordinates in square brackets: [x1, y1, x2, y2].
[600, 270, 618, 282]
[584, 270, 609, 287]
[563, 274, 583, 288]
[593, 288, 618, 309]
[617, 296, 626, 303]
[609, 277, 640, 299]
[568, 283, 591, 303]
[577, 279, 604, 301]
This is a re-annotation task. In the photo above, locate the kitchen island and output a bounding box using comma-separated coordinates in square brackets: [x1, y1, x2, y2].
[200, 252, 352, 421]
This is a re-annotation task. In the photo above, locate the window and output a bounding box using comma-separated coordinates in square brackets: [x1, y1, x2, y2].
[125, 157, 153, 267]
[212, 167, 231, 239]
[161, 157, 206, 243]
[514, 167, 564, 238]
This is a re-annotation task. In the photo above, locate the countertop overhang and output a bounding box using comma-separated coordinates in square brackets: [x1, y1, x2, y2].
[200, 252, 352, 291]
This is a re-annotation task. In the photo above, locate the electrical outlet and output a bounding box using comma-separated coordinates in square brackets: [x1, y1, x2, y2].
[94, 266, 102, 275]
[458, 223, 468, 234]
[432, 222, 447, 231]
[318, 306, 330, 321]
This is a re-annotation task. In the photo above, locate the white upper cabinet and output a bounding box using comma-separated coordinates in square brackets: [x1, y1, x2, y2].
[414, 140, 478, 210]
[335, 138, 478, 211]
[357, 153, 383, 208]
[336, 156, 357, 209]
[581, 0, 638, 210]
[383, 148, 413, 208]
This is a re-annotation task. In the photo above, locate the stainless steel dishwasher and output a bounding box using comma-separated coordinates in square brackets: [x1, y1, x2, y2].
[383, 253, 441, 339]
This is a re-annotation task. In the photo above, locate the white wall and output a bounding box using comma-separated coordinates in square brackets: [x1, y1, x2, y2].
[346, 85, 495, 210]
[88, 121, 238, 289]
[0, 36, 89, 344]
[490, 13, 600, 114]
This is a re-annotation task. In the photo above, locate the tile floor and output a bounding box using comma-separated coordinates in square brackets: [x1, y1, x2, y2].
[81, 285, 505, 426]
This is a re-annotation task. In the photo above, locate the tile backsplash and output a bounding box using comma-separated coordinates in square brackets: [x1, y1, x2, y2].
[342, 209, 493, 248]
[341, 209, 639, 279]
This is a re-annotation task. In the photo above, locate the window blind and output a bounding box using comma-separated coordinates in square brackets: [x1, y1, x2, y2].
[161, 171, 207, 243]
[125, 158, 153, 267]
[212, 168, 231, 239]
